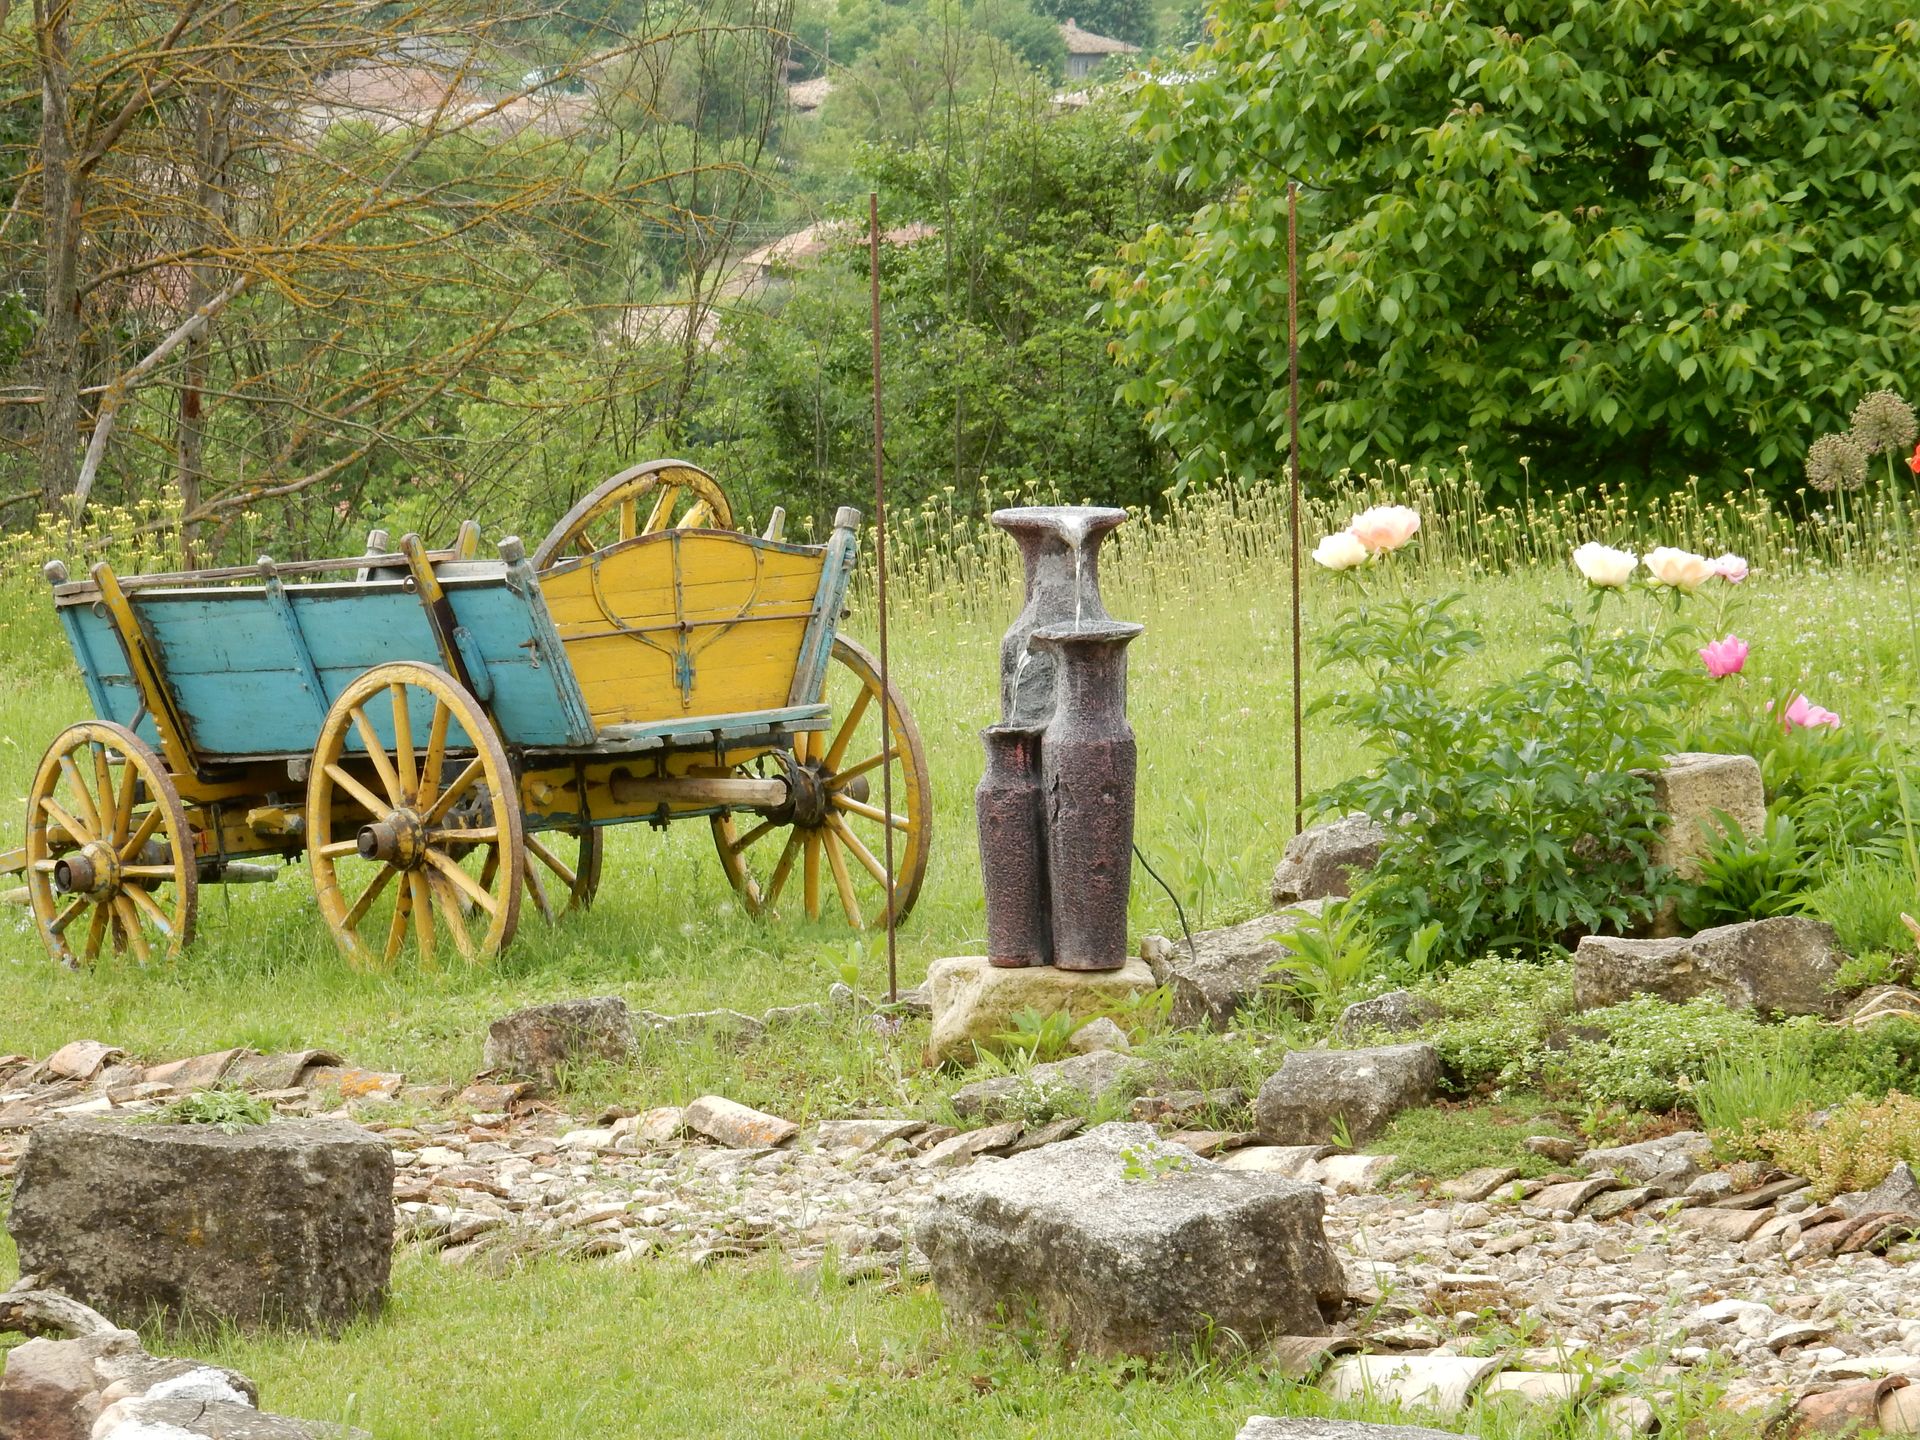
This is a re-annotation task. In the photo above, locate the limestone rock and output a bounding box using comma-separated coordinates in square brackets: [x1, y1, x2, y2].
[1651, 752, 1767, 887]
[683, 1096, 798, 1149]
[1572, 917, 1844, 1017]
[7, 1117, 392, 1335]
[1269, 815, 1388, 905]
[1068, 1017, 1130, 1054]
[95, 1395, 369, 1438]
[921, 1122, 1343, 1358]
[482, 996, 634, 1082]
[1141, 903, 1327, 1031]
[925, 956, 1156, 1065]
[0, 1330, 143, 1440]
[1578, 1130, 1713, 1195]
[1254, 1044, 1440, 1146]
[950, 1050, 1144, 1120]
[1337, 989, 1440, 1042]
[1836, 1162, 1920, 1218]
[1239, 1422, 1466, 1440]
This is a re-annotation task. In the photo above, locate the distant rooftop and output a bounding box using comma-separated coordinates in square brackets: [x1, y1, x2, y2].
[1059, 19, 1140, 56]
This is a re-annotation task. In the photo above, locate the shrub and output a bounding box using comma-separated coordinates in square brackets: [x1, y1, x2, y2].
[1810, 857, 1918, 964]
[1314, 595, 1693, 963]
[1675, 813, 1816, 931]
[1797, 1019, 1920, 1101]
[1688, 706, 1900, 860]
[1692, 1037, 1830, 1160]
[1751, 1092, 1920, 1201]
[1099, 0, 1920, 494]
[1414, 953, 1572, 1094]
[1550, 996, 1770, 1114]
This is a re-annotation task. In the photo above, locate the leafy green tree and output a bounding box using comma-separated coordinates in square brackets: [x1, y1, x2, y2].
[1098, 0, 1920, 497]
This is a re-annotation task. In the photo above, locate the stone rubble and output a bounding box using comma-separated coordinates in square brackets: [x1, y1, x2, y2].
[4, 1040, 1918, 1425]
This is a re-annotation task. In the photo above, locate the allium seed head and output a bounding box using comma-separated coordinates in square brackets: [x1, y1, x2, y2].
[1806, 432, 1867, 494]
[1850, 389, 1918, 456]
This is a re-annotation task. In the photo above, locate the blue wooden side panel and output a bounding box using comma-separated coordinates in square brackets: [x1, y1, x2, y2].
[88, 577, 586, 758]
[62, 606, 161, 747]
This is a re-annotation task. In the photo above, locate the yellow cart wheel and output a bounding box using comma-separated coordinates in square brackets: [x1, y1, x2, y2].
[532, 459, 736, 568]
[306, 662, 523, 967]
[23, 721, 197, 966]
[487, 824, 602, 924]
[712, 637, 933, 928]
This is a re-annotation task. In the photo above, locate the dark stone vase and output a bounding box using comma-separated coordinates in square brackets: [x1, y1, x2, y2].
[976, 724, 1050, 967]
[989, 506, 1127, 727]
[1029, 621, 1142, 972]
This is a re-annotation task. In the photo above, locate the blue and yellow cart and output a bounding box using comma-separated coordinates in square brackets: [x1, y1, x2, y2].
[1, 461, 932, 966]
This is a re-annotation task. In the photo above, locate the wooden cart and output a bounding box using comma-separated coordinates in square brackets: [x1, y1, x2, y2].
[1, 461, 932, 967]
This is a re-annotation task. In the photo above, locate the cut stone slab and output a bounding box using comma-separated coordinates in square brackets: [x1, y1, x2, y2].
[949, 1050, 1143, 1120]
[1338, 989, 1441, 1042]
[482, 996, 634, 1082]
[142, 1048, 250, 1092]
[1314, 1153, 1397, 1193]
[1269, 814, 1388, 905]
[1322, 1354, 1502, 1415]
[1587, 1186, 1659, 1221]
[1439, 1166, 1520, 1202]
[1530, 1177, 1619, 1214]
[810, 1118, 924, 1154]
[635, 1008, 765, 1047]
[1651, 752, 1766, 887]
[6, 1117, 391, 1335]
[925, 956, 1156, 1065]
[1219, 1144, 1333, 1177]
[1679, 1206, 1773, 1242]
[1572, 917, 1844, 1017]
[921, 1121, 1343, 1358]
[1481, 1370, 1591, 1404]
[918, 1121, 1024, 1166]
[1579, 1131, 1713, 1195]
[1239, 1422, 1467, 1440]
[1253, 1043, 1440, 1146]
[1140, 903, 1327, 1031]
[226, 1051, 343, 1092]
[683, 1096, 798, 1149]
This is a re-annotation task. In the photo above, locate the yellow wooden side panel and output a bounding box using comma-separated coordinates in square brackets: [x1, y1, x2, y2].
[540, 533, 825, 727]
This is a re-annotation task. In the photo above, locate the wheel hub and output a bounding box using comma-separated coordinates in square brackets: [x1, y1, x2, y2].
[53, 841, 120, 898]
[357, 809, 427, 868]
[788, 763, 830, 828]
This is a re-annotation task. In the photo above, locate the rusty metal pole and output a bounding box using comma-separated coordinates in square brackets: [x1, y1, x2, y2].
[869, 191, 899, 1005]
[1288, 181, 1304, 837]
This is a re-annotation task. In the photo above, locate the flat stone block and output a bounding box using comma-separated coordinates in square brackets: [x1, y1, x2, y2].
[926, 956, 1155, 1065]
[6, 1117, 392, 1335]
[922, 1121, 1342, 1358]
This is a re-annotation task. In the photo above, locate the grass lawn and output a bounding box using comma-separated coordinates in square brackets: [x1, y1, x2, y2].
[0, 532, 1900, 1438]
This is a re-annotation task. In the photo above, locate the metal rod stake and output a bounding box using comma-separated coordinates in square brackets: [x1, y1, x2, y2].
[1289, 181, 1305, 838]
[870, 191, 899, 1005]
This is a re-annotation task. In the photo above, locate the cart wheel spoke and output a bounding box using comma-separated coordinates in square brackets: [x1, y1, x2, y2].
[49, 897, 88, 936]
[40, 796, 95, 847]
[421, 757, 484, 825]
[833, 793, 911, 830]
[617, 496, 638, 541]
[526, 835, 577, 888]
[828, 747, 898, 786]
[342, 863, 399, 934]
[382, 878, 412, 967]
[428, 873, 477, 963]
[409, 871, 436, 966]
[765, 832, 801, 908]
[822, 828, 863, 929]
[823, 688, 872, 770]
[727, 817, 778, 856]
[642, 485, 679, 534]
[390, 683, 418, 800]
[24, 721, 196, 967]
[349, 706, 405, 805]
[114, 894, 151, 963]
[826, 812, 890, 888]
[58, 755, 103, 837]
[82, 903, 110, 962]
[426, 848, 499, 916]
[421, 700, 451, 809]
[324, 763, 391, 822]
[802, 833, 822, 921]
[681, 500, 712, 529]
[523, 855, 554, 924]
[119, 805, 164, 862]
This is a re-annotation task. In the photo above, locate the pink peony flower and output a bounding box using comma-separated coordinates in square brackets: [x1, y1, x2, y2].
[1781, 693, 1841, 731]
[1699, 635, 1749, 678]
[1347, 504, 1421, 553]
[1710, 553, 1749, 584]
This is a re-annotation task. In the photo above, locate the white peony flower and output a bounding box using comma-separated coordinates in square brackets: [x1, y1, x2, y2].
[1571, 542, 1637, 589]
[1644, 546, 1716, 593]
[1312, 531, 1370, 572]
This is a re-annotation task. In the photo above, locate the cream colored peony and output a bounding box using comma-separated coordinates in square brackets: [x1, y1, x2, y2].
[1312, 531, 1370, 571]
[1571, 542, 1637, 589]
[1347, 504, 1421, 553]
[1644, 546, 1716, 592]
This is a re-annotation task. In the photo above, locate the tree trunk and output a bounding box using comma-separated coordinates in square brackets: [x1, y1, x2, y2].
[36, 0, 81, 508]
